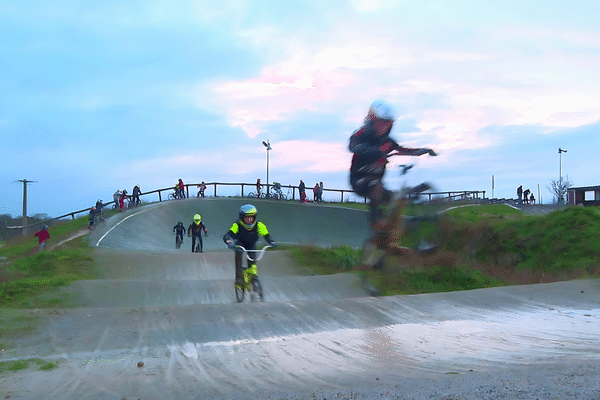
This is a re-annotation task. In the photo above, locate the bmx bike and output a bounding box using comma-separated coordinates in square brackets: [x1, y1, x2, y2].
[359, 154, 443, 270]
[229, 244, 272, 303]
[89, 212, 107, 230]
[168, 190, 186, 200]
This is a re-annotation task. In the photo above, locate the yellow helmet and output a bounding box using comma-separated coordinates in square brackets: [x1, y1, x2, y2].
[193, 214, 201, 224]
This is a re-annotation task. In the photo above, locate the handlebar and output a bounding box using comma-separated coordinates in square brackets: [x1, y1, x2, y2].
[230, 244, 273, 261]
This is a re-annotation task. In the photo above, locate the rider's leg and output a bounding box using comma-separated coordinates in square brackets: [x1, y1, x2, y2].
[198, 235, 203, 252]
[191, 235, 196, 252]
[235, 251, 243, 287]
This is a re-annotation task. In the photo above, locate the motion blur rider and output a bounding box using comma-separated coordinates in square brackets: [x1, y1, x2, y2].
[349, 100, 436, 232]
[223, 204, 277, 288]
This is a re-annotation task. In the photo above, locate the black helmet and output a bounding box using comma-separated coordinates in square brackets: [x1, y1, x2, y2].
[238, 204, 257, 230]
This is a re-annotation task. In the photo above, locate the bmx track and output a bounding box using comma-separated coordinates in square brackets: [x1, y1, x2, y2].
[1, 198, 600, 399]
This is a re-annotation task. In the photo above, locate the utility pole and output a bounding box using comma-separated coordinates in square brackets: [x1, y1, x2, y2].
[16, 179, 36, 235]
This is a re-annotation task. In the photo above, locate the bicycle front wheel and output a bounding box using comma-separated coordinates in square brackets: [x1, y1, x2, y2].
[251, 277, 264, 302]
[235, 283, 244, 303]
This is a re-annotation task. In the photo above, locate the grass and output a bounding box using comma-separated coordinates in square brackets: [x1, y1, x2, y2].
[0, 358, 61, 373]
[290, 204, 600, 295]
[0, 216, 97, 308]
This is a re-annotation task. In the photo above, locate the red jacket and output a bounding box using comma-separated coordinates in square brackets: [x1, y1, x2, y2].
[35, 229, 50, 244]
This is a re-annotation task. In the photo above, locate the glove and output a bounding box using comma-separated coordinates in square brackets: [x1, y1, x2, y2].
[226, 241, 235, 250]
[428, 149, 437, 156]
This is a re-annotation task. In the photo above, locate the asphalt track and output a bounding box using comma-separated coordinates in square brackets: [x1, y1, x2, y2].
[2, 198, 600, 399]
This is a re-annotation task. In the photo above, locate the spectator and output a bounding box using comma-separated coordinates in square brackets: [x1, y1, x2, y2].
[132, 185, 141, 205]
[318, 182, 324, 202]
[177, 179, 185, 199]
[197, 181, 207, 198]
[113, 190, 122, 208]
[313, 183, 319, 202]
[96, 199, 104, 211]
[119, 189, 128, 210]
[34, 225, 50, 252]
[299, 180, 306, 202]
[517, 185, 523, 206]
[256, 179, 262, 198]
[523, 188, 531, 205]
[530, 193, 536, 205]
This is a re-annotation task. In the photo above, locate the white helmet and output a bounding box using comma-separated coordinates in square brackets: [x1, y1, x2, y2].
[367, 100, 395, 121]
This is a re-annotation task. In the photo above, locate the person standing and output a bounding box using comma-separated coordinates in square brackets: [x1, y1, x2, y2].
[132, 185, 141, 205]
[313, 183, 319, 202]
[34, 225, 50, 252]
[523, 188, 531, 205]
[256, 179, 262, 198]
[517, 185, 523, 206]
[298, 180, 306, 202]
[318, 182, 324, 202]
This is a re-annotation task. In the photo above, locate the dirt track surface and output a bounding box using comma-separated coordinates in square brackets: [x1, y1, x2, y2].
[2, 198, 600, 399]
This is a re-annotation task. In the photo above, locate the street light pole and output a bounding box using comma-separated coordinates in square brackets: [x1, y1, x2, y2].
[558, 148, 567, 204]
[262, 140, 271, 196]
[558, 148, 567, 183]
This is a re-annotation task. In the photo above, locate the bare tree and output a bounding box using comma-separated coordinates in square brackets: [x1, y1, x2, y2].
[547, 175, 573, 204]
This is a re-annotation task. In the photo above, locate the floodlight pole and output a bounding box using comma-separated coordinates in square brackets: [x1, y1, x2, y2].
[262, 140, 271, 196]
[558, 148, 567, 203]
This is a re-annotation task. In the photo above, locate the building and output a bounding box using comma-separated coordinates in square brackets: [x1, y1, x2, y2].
[567, 185, 600, 206]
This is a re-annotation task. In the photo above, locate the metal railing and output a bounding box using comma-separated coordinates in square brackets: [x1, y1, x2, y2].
[7, 181, 486, 232]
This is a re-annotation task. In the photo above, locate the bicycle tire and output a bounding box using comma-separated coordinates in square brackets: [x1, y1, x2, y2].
[359, 236, 386, 270]
[235, 284, 244, 303]
[251, 277, 263, 302]
[168, 193, 176, 200]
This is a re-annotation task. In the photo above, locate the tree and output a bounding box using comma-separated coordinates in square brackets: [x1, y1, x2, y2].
[547, 175, 573, 204]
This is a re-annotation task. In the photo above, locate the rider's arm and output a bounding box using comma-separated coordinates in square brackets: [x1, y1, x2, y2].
[257, 222, 275, 245]
[396, 146, 436, 156]
[348, 127, 380, 156]
[223, 223, 239, 244]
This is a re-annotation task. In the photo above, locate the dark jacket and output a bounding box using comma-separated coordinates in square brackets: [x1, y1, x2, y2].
[188, 221, 207, 237]
[223, 220, 273, 249]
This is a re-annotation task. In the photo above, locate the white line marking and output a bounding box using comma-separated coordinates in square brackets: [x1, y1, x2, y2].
[96, 207, 154, 247]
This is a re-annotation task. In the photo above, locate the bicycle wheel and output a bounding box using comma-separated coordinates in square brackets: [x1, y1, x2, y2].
[168, 193, 176, 200]
[251, 276, 263, 302]
[247, 192, 256, 198]
[359, 236, 386, 270]
[235, 283, 245, 303]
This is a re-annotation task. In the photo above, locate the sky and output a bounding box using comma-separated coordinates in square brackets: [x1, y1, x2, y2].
[2, 0, 600, 219]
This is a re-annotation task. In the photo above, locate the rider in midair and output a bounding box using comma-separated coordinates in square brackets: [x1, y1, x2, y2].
[349, 100, 436, 231]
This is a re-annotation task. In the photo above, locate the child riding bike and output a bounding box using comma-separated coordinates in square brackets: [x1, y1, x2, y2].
[349, 100, 436, 241]
[223, 204, 277, 289]
[173, 221, 186, 249]
[188, 214, 208, 253]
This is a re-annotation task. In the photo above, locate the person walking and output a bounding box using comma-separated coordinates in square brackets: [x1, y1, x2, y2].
[34, 225, 50, 252]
